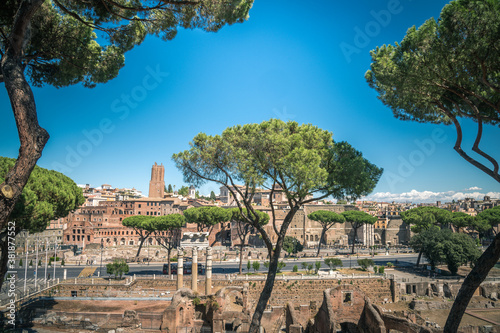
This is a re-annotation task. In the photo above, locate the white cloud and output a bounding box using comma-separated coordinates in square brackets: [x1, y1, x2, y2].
[465, 186, 482, 191]
[363, 189, 500, 203]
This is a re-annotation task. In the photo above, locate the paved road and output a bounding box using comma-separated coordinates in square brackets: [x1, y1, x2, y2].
[7, 253, 424, 279]
[0, 253, 427, 306]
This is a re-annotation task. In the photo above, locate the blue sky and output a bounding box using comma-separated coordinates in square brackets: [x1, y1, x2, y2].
[1, 0, 499, 202]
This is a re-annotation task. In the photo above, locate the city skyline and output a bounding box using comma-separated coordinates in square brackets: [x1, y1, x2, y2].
[1, 0, 499, 202]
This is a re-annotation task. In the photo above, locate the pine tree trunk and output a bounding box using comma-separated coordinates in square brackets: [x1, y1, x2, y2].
[167, 248, 172, 277]
[136, 236, 146, 258]
[248, 249, 280, 333]
[416, 249, 423, 267]
[443, 232, 500, 332]
[351, 224, 358, 254]
[239, 243, 244, 275]
[0, 0, 48, 289]
[248, 208, 298, 333]
[316, 227, 326, 257]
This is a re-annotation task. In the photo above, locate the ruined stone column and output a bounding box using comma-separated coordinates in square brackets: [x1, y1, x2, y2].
[192, 247, 198, 292]
[205, 247, 212, 295]
[177, 248, 184, 290]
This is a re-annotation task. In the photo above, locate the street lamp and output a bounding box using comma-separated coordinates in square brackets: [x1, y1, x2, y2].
[100, 238, 103, 277]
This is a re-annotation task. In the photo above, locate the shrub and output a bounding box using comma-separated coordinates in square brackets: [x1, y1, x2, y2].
[293, 265, 298, 272]
[192, 297, 201, 306]
[106, 259, 129, 279]
[171, 256, 178, 262]
[315, 261, 322, 274]
[324, 258, 343, 270]
[19, 259, 23, 267]
[29, 259, 33, 267]
[277, 261, 286, 273]
[38, 259, 42, 267]
[386, 262, 394, 268]
[357, 258, 374, 271]
[61, 258, 65, 266]
[252, 261, 260, 272]
[373, 266, 378, 274]
[379, 266, 385, 274]
[247, 261, 252, 271]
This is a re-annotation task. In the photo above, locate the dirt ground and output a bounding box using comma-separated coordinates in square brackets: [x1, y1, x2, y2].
[49, 300, 171, 313]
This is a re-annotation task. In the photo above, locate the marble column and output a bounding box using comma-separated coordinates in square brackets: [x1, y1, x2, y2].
[205, 247, 212, 295]
[192, 247, 198, 292]
[177, 248, 184, 290]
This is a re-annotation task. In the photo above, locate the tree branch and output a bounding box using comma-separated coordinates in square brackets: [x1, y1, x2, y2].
[437, 103, 500, 183]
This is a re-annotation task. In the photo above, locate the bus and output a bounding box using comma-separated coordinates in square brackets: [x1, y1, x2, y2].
[162, 262, 205, 275]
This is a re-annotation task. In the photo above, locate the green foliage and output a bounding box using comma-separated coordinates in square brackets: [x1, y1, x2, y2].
[178, 186, 189, 196]
[171, 256, 178, 262]
[0, 157, 84, 233]
[315, 261, 322, 273]
[357, 258, 374, 271]
[293, 265, 298, 272]
[192, 297, 201, 306]
[211, 300, 220, 312]
[263, 261, 269, 269]
[277, 261, 286, 274]
[106, 259, 129, 279]
[373, 266, 378, 274]
[122, 215, 156, 233]
[19, 259, 23, 267]
[29, 259, 33, 267]
[342, 210, 377, 226]
[379, 266, 385, 274]
[167, 184, 173, 193]
[400, 207, 452, 234]
[386, 262, 394, 268]
[282, 236, 303, 255]
[252, 261, 260, 272]
[61, 259, 65, 266]
[210, 191, 217, 201]
[476, 206, 500, 233]
[49, 256, 60, 261]
[38, 259, 42, 267]
[450, 212, 475, 232]
[184, 206, 231, 231]
[247, 261, 251, 271]
[411, 227, 481, 274]
[303, 263, 314, 275]
[230, 208, 269, 226]
[324, 258, 343, 270]
[154, 214, 185, 231]
[308, 210, 345, 225]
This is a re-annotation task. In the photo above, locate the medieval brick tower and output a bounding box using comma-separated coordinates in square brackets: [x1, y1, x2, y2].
[148, 162, 165, 198]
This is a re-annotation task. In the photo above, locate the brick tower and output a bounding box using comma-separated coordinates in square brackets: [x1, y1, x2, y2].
[148, 162, 165, 198]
